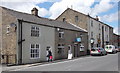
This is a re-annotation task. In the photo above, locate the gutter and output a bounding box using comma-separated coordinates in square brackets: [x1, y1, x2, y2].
[18, 19, 86, 33]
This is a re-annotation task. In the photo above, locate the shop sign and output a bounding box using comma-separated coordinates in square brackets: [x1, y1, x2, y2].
[76, 38, 81, 42]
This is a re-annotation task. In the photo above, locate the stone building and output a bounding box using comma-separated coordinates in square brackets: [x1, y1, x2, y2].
[56, 8, 114, 50]
[0, 6, 88, 64]
[113, 33, 120, 47]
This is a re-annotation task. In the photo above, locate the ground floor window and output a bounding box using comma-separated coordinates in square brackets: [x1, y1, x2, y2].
[58, 44, 64, 53]
[80, 44, 84, 51]
[30, 44, 40, 59]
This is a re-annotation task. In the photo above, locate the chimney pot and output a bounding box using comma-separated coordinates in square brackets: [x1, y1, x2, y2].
[31, 7, 38, 16]
[96, 16, 99, 21]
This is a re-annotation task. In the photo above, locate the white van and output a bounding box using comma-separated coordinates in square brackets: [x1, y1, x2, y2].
[105, 45, 117, 53]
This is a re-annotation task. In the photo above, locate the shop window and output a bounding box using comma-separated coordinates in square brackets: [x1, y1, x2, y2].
[80, 44, 84, 51]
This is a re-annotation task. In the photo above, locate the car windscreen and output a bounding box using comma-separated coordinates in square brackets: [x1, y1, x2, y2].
[91, 48, 98, 51]
[109, 46, 112, 49]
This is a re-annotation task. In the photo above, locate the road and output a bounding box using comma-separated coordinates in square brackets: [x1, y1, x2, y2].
[12, 53, 119, 71]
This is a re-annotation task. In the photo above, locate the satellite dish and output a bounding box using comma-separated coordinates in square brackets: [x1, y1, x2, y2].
[10, 23, 16, 27]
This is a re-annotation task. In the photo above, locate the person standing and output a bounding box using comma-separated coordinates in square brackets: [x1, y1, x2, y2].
[48, 50, 52, 62]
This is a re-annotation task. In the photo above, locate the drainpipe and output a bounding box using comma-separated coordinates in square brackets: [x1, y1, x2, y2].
[18, 19, 23, 64]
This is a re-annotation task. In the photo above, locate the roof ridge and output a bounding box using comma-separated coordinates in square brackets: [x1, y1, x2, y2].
[0, 6, 57, 21]
[56, 7, 113, 28]
[1, 6, 33, 16]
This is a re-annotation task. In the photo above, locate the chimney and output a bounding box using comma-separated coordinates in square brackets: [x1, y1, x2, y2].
[87, 13, 90, 17]
[95, 16, 99, 21]
[31, 7, 38, 16]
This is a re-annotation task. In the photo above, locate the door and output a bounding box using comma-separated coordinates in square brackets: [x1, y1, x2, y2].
[74, 45, 78, 57]
[68, 45, 72, 54]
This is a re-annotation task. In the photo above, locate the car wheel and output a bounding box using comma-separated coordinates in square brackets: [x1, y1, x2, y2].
[112, 51, 114, 54]
[113, 51, 116, 54]
[105, 52, 107, 55]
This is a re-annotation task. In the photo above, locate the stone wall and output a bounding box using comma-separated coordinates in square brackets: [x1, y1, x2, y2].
[1, 7, 17, 64]
[56, 8, 88, 30]
[54, 28, 88, 60]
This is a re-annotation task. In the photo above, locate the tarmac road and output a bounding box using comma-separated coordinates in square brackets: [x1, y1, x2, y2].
[12, 52, 119, 71]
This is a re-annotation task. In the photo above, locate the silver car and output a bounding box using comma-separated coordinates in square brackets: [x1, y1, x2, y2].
[90, 47, 107, 56]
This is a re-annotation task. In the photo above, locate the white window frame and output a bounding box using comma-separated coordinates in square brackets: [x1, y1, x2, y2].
[31, 26, 40, 37]
[58, 44, 64, 53]
[30, 44, 40, 59]
[59, 31, 64, 39]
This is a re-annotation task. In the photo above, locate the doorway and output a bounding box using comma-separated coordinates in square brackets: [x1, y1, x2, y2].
[74, 45, 78, 57]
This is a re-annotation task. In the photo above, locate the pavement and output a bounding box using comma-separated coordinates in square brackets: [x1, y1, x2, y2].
[1, 55, 90, 72]
[1, 53, 119, 72]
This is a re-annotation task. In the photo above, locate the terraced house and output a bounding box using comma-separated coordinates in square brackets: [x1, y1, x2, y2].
[0, 6, 88, 65]
[56, 8, 114, 50]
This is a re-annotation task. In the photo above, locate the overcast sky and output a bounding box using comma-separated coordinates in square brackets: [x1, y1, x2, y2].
[0, 0, 119, 34]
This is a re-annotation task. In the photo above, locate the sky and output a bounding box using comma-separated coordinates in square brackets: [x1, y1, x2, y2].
[0, 0, 119, 35]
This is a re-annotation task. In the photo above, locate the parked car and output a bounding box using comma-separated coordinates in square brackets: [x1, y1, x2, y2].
[105, 45, 117, 53]
[118, 47, 120, 52]
[90, 47, 107, 56]
[115, 46, 120, 52]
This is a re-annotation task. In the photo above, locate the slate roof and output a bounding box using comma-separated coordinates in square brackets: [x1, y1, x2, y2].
[1, 6, 87, 32]
[56, 8, 113, 28]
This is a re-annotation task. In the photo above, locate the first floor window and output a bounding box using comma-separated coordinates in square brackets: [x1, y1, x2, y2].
[59, 31, 64, 39]
[91, 20, 93, 27]
[30, 44, 40, 59]
[31, 26, 40, 37]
